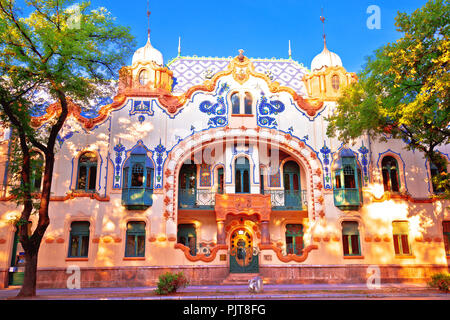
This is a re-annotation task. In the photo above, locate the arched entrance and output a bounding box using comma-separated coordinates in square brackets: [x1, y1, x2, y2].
[229, 227, 259, 273]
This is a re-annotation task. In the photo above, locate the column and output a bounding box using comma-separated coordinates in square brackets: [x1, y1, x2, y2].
[260, 220, 270, 245]
[217, 220, 226, 245]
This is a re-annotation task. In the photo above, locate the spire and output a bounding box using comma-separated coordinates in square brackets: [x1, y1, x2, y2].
[178, 36, 181, 56]
[288, 40, 292, 59]
[147, 0, 151, 41]
[320, 7, 327, 49]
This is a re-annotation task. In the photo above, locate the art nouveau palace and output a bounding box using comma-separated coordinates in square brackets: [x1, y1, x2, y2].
[0, 31, 449, 288]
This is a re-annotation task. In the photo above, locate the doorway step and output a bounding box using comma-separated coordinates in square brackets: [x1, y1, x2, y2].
[221, 273, 269, 285]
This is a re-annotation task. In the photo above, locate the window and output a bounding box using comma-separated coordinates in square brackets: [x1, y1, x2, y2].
[382, 156, 400, 192]
[122, 146, 154, 208]
[231, 92, 253, 115]
[285, 224, 303, 255]
[331, 75, 340, 90]
[235, 157, 250, 193]
[139, 69, 149, 85]
[179, 164, 197, 208]
[131, 163, 144, 187]
[125, 222, 146, 257]
[77, 152, 97, 192]
[430, 159, 447, 194]
[392, 221, 411, 255]
[231, 93, 240, 114]
[342, 221, 361, 256]
[217, 167, 224, 194]
[332, 150, 362, 209]
[443, 221, 450, 256]
[69, 222, 90, 258]
[30, 152, 44, 192]
[283, 161, 302, 208]
[177, 224, 197, 256]
[244, 92, 252, 115]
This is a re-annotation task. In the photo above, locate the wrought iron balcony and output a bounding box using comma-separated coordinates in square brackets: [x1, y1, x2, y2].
[178, 189, 216, 209]
[263, 190, 307, 210]
[122, 187, 153, 209]
[333, 188, 362, 210]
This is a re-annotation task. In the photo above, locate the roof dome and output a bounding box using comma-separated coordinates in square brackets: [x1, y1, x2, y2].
[311, 42, 342, 71]
[132, 37, 163, 66]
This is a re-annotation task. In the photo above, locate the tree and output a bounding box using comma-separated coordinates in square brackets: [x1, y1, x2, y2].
[327, 0, 450, 197]
[0, 0, 135, 297]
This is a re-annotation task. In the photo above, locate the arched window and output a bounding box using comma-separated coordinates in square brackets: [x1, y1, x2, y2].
[244, 92, 253, 115]
[77, 152, 97, 192]
[331, 75, 340, 90]
[231, 93, 240, 114]
[382, 156, 400, 192]
[139, 69, 149, 85]
[235, 157, 250, 193]
[122, 146, 154, 208]
[30, 152, 44, 192]
[125, 221, 146, 257]
[283, 161, 302, 208]
[342, 221, 361, 256]
[285, 224, 303, 255]
[68, 221, 90, 258]
[217, 167, 224, 194]
[177, 224, 197, 256]
[179, 164, 197, 208]
[332, 149, 362, 210]
[430, 159, 447, 194]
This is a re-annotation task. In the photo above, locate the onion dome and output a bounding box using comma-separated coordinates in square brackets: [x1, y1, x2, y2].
[311, 41, 342, 71]
[132, 36, 164, 66]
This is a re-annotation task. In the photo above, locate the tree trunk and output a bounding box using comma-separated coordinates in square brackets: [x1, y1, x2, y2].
[17, 248, 39, 297]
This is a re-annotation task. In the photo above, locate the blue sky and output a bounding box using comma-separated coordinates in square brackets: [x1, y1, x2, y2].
[28, 0, 430, 73]
[88, 0, 428, 73]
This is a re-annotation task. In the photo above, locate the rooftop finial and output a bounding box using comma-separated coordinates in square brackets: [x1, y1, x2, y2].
[147, 0, 151, 40]
[238, 49, 245, 62]
[320, 7, 327, 48]
[178, 36, 181, 56]
[288, 40, 292, 59]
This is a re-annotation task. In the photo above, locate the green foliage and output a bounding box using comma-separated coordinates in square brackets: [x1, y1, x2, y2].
[0, 0, 135, 206]
[427, 272, 450, 293]
[155, 272, 189, 295]
[326, 0, 450, 198]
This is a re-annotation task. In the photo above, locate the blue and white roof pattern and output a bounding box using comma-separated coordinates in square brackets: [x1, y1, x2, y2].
[167, 56, 309, 96]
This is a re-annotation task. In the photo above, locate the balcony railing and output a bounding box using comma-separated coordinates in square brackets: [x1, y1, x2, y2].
[178, 189, 216, 209]
[263, 190, 307, 211]
[122, 187, 153, 209]
[333, 188, 362, 210]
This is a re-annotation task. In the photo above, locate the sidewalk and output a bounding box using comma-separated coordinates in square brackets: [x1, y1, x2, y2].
[1, 283, 449, 300]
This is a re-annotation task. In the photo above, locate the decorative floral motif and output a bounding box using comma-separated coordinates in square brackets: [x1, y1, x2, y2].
[358, 144, 369, 185]
[199, 96, 227, 128]
[257, 95, 285, 129]
[199, 164, 211, 187]
[113, 142, 126, 189]
[56, 123, 79, 147]
[320, 141, 332, 189]
[129, 100, 153, 117]
[217, 82, 230, 96]
[154, 141, 167, 189]
[269, 170, 281, 187]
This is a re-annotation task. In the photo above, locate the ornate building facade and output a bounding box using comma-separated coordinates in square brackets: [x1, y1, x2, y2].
[0, 29, 449, 288]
